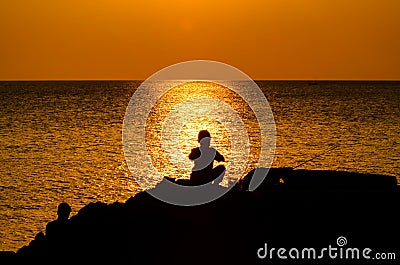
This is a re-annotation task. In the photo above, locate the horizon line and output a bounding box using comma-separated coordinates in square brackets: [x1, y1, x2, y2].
[1, 79, 400, 82]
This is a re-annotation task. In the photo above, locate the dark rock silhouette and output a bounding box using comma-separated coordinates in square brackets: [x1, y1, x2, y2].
[2, 168, 399, 265]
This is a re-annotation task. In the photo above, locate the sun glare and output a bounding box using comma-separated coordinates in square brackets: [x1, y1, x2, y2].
[144, 81, 261, 184]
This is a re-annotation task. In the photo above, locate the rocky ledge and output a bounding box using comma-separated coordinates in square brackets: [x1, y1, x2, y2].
[1, 168, 399, 264]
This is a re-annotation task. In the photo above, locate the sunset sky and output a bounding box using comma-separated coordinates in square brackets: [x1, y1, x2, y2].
[1, 0, 399, 80]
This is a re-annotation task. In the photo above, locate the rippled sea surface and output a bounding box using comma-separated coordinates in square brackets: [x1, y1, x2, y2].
[1, 81, 399, 251]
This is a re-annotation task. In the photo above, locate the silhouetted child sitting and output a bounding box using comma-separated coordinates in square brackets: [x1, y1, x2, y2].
[46, 202, 71, 241]
[189, 130, 226, 186]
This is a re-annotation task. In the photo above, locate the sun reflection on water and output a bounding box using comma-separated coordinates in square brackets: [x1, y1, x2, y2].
[144, 81, 261, 187]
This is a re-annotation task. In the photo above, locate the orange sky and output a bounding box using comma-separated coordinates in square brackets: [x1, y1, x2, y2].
[1, 0, 399, 80]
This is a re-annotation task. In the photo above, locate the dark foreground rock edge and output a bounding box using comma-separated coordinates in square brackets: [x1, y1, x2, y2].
[1, 168, 399, 265]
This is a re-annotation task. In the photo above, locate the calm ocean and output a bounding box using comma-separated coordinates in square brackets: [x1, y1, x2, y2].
[0, 81, 399, 251]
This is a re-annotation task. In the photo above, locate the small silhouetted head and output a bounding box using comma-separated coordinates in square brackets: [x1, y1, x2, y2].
[198, 130, 211, 142]
[57, 202, 71, 221]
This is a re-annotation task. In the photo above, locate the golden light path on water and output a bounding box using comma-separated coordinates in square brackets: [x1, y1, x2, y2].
[144, 81, 262, 188]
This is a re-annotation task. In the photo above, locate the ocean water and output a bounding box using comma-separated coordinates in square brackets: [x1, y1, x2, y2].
[0, 81, 399, 251]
